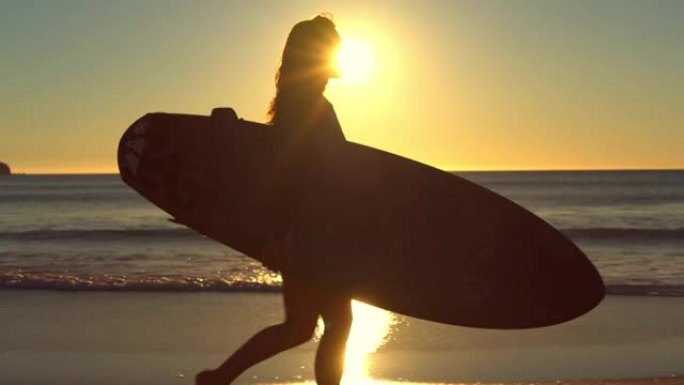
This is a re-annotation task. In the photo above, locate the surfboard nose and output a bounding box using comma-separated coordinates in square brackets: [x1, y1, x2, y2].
[118, 116, 151, 181]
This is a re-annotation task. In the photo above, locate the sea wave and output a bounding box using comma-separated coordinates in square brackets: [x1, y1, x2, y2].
[1, 271, 682, 297]
[5, 226, 684, 243]
[0, 228, 199, 242]
[0, 271, 280, 292]
[562, 227, 684, 242]
[606, 284, 684, 297]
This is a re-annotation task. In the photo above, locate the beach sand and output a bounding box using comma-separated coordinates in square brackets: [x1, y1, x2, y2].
[0, 291, 682, 385]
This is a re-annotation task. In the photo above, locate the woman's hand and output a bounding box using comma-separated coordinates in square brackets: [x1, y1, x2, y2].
[258, 237, 293, 273]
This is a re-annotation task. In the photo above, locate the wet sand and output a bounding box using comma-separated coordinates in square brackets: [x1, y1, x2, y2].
[0, 291, 682, 384]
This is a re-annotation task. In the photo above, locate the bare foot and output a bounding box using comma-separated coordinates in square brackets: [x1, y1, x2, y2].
[195, 369, 226, 385]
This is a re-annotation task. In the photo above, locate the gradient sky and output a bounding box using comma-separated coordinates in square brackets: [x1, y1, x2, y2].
[1, 0, 682, 173]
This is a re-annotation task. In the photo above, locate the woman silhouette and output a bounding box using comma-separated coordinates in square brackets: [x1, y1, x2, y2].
[196, 15, 352, 385]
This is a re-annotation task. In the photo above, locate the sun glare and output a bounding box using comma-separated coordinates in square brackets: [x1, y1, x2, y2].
[336, 37, 376, 83]
[315, 300, 397, 384]
[326, 22, 406, 154]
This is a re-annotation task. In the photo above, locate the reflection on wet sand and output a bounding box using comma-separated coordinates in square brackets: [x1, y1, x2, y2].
[315, 300, 399, 384]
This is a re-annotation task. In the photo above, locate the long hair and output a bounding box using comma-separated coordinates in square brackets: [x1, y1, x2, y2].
[268, 15, 341, 126]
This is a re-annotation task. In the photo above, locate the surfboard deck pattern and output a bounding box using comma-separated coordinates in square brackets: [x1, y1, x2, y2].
[118, 109, 604, 329]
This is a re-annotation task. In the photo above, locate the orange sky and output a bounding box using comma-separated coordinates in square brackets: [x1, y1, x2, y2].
[1, 1, 683, 174]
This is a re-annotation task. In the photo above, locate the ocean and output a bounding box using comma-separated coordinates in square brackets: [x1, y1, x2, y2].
[1, 171, 684, 384]
[1, 170, 682, 296]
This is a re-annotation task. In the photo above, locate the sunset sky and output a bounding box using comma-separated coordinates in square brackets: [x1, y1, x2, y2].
[1, 0, 682, 174]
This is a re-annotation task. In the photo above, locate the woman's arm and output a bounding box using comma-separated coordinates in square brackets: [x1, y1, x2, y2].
[320, 99, 346, 143]
[260, 99, 345, 271]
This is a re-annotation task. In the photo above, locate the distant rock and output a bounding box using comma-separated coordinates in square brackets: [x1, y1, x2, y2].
[0, 162, 10, 175]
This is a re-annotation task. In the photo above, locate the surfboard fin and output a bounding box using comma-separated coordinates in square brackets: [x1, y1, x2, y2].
[210, 107, 238, 123]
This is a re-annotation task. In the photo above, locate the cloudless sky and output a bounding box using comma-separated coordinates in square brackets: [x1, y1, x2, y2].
[1, 0, 682, 173]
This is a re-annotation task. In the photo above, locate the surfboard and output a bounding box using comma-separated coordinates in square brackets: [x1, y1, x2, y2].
[118, 108, 604, 329]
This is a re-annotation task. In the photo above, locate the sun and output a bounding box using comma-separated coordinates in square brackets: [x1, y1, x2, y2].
[335, 36, 376, 83]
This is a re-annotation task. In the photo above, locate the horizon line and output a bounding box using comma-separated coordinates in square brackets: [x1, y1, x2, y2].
[6, 167, 684, 176]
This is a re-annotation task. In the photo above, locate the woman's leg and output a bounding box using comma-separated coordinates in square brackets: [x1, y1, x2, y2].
[196, 274, 319, 385]
[314, 293, 353, 385]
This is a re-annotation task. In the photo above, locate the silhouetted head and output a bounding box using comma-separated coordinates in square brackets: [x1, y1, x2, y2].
[268, 15, 341, 125]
